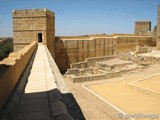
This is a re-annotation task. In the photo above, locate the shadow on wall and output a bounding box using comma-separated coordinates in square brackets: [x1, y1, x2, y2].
[55, 37, 70, 74]
[0, 42, 37, 113]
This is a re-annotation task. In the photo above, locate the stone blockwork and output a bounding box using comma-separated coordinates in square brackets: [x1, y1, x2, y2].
[135, 51, 160, 65]
[135, 21, 151, 35]
[64, 57, 137, 82]
[55, 35, 153, 73]
[153, 26, 157, 46]
[13, 9, 55, 58]
[0, 41, 37, 109]
[11, 9, 156, 75]
[12, 9, 155, 74]
[55, 39, 70, 74]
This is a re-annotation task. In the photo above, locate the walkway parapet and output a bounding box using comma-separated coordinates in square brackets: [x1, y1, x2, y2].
[0, 41, 37, 109]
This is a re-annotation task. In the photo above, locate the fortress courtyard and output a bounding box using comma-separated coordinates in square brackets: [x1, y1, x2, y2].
[65, 62, 160, 120]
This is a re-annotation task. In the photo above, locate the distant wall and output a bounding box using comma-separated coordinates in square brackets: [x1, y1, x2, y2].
[55, 36, 153, 73]
[153, 26, 157, 46]
[135, 21, 151, 35]
[0, 41, 37, 109]
[157, 5, 160, 49]
[58, 36, 90, 40]
[62, 38, 116, 63]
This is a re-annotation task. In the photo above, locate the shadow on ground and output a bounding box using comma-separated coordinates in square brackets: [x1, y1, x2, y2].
[1, 88, 85, 120]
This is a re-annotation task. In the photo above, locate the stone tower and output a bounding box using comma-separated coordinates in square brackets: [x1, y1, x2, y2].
[157, 5, 160, 49]
[135, 21, 151, 35]
[13, 9, 55, 58]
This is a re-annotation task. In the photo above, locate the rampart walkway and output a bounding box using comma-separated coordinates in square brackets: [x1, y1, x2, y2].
[15, 44, 56, 120]
[0, 43, 85, 120]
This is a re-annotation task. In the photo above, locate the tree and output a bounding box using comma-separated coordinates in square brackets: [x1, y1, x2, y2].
[0, 39, 13, 61]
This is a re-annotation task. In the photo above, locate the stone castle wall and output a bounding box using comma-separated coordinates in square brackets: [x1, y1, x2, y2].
[13, 9, 55, 58]
[0, 41, 37, 108]
[46, 10, 55, 58]
[55, 35, 153, 73]
[153, 26, 157, 46]
[12, 9, 155, 73]
[135, 21, 151, 35]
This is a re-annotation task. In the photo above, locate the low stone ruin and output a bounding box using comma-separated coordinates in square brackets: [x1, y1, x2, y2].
[135, 51, 160, 65]
[136, 45, 152, 54]
[64, 44, 160, 83]
[64, 56, 138, 82]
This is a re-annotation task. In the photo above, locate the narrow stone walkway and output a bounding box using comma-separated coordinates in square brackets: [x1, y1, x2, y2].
[15, 44, 57, 120]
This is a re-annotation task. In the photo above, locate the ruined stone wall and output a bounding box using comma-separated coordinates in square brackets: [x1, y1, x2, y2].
[135, 21, 151, 35]
[55, 36, 153, 73]
[13, 9, 55, 58]
[157, 5, 160, 49]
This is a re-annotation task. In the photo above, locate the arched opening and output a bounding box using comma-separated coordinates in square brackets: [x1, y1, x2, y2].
[38, 33, 42, 43]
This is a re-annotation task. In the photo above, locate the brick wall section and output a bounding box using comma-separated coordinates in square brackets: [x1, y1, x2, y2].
[13, 9, 55, 58]
[0, 41, 37, 109]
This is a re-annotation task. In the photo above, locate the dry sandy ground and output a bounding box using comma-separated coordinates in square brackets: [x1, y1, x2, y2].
[85, 77, 160, 120]
[135, 74, 160, 92]
[64, 64, 160, 120]
[65, 78, 114, 120]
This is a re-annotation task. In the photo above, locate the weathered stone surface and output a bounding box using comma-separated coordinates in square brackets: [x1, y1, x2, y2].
[153, 26, 157, 46]
[136, 51, 160, 64]
[13, 9, 55, 58]
[0, 41, 37, 109]
[157, 5, 160, 49]
[135, 21, 151, 35]
[65, 57, 138, 82]
[55, 35, 153, 73]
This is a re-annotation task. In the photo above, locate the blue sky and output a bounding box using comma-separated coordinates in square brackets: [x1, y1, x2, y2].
[0, 0, 159, 37]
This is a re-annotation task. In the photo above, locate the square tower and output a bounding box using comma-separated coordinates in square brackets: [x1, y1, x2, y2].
[157, 5, 160, 49]
[12, 9, 55, 58]
[135, 21, 151, 35]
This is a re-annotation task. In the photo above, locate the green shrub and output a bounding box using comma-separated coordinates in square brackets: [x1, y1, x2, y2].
[0, 39, 13, 61]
